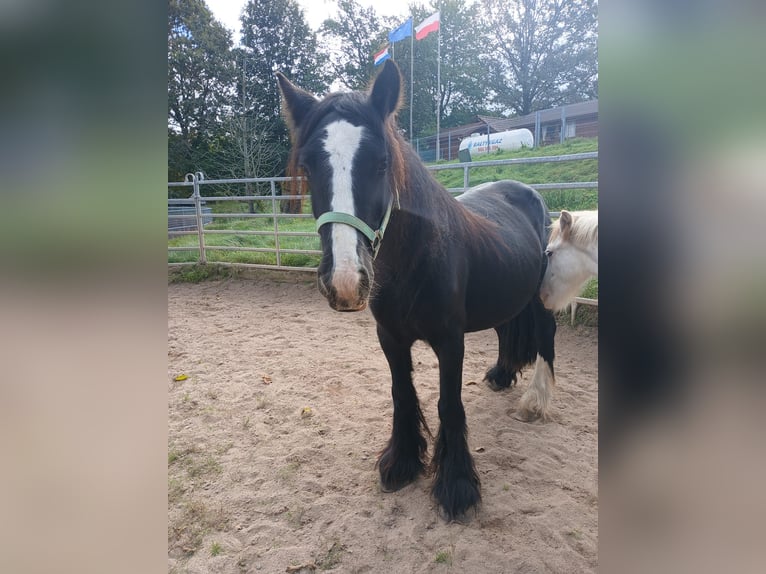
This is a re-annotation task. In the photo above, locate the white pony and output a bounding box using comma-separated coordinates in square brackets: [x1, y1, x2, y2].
[540, 210, 598, 312]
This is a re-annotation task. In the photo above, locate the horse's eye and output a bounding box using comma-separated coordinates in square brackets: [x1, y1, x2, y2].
[545, 249, 553, 258]
[376, 160, 388, 175]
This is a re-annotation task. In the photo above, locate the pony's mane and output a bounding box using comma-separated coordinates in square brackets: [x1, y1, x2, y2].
[383, 114, 406, 196]
[549, 210, 598, 248]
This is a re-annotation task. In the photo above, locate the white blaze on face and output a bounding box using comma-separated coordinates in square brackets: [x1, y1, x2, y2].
[323, 120, 365, 301]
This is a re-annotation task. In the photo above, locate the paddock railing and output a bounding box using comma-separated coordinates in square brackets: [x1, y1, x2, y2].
[168, 153, 598, 311]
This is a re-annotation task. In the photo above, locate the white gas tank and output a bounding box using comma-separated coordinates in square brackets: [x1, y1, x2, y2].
[458, 129, 534, 161]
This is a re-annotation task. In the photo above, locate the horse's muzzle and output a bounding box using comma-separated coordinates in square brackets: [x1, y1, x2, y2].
[318, 266, 371, 312]
[330, 299, 368, 312]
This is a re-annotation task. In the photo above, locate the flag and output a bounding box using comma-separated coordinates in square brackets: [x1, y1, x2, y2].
[415, 11, 440, 40]
[388, 18, 412, 43]
[373, 46, 390, 67]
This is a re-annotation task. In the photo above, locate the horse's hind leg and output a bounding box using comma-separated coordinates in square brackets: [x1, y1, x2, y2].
[376, 324, 429, 492]
[485, 305, 538, 391]
[485, 323, 526, 390]
[430, 330, 481, 520]
[517, 297, 557, 422]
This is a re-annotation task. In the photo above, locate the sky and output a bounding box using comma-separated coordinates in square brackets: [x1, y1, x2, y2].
[206, 0, 416, 42]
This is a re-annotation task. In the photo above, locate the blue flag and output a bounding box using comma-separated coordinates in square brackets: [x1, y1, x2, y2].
[388, 18, 413, 43]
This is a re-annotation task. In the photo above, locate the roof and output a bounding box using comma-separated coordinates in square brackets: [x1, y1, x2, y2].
[478, 99, 598, 132]
[441, 120, 492, 139]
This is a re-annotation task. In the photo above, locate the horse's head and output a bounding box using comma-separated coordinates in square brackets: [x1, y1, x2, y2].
[277, 60, 404, 312]
[540, 210, 599, 311]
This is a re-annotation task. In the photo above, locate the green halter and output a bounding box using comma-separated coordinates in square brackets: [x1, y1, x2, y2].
[315, 190, 400, 259]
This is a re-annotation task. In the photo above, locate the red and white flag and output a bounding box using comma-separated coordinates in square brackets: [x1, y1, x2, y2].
[415, 11, 440, 40]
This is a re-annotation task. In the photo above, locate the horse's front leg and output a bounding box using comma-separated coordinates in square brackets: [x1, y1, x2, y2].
[376, 324, 429, 492]
[430, 330, 481, 520]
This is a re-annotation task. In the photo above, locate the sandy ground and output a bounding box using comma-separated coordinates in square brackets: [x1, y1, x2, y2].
[168, 275, 598, 573]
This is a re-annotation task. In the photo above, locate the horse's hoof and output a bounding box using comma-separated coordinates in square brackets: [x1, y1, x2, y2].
[483, 367, 516, 391]
[377, 451, 425, 492]
[484, 365, 516, 391]
[485, 379, 503, 391]
[437, 506, 476, 524]
[379, 480, 409, 493]
[512, 411, 537, 422]
[513, 408, 550, 423]
[432, 476, 481, 521]
[379, 471, 421, 493]
[484, 378, 508, 392]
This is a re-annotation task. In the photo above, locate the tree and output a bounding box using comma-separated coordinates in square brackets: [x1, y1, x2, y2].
[319, 0, 392, 91]
[167, 0, 236, 181]
[427, 0, 492, 130]
[239, 0, 328, 134]
[210, 52, 288, 211]
[238, 0, 330, 211]
[388, 2, 492, 141]
[317, 1, 489, 139]
[480, 0, 598, 116]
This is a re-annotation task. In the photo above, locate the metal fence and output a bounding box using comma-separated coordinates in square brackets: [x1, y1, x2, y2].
[168, 153, 598, 313]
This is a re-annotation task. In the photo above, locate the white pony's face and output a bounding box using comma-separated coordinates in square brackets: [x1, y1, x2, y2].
[539, 212, 598, 311]
[540, 235, 592, 311]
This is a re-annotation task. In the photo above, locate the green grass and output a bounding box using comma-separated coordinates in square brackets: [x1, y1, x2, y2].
[554, 277, 598, 326]
[168, 263, 243, 283]
[169, 138, 597, 267]
[169, 191, 320, 266]
[168, 212, 321, 267]
[433, 138, 598, 212]
[317, 541, 345, 570]
[169, 499, 228, 557]
[581, 278, 598, 299]
[574, 278, 599, 323]
[435, 549, 453, 565]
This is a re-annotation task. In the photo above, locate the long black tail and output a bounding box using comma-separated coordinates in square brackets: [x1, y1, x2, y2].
[500, 299, 541, 373]
[485, 294, 556, 390]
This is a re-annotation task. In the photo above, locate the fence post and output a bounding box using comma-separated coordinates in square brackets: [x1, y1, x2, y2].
[463, 165, 469, 191]
[192, 172, 207, 264]
[534, 111, 541, 147]
[271, 180, 281, 267]
[560, 106, 567, 145]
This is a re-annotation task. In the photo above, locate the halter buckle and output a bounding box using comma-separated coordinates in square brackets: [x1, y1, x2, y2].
[371, 232, 382, 257]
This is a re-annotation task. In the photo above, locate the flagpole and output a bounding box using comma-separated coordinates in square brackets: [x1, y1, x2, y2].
[409, 19, 414, 142]
[436, 17, 441, 162]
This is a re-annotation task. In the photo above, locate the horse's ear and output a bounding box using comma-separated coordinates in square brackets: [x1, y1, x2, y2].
[370, 60, 402, 119]
[559, 210, 573, 239]
[276, 72, 318, 132]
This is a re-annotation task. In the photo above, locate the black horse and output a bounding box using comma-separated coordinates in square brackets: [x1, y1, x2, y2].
[277, 60, 556, 520]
